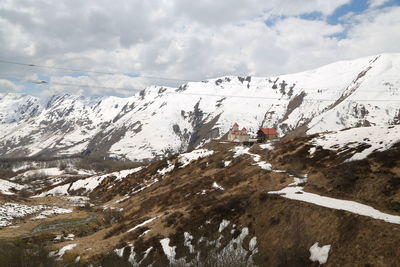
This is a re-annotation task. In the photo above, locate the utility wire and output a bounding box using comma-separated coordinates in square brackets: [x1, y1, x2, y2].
[2, 75, 398, 94]
[39, 81, 143, 92]
[2, 76, 399, 102]
[0, 59, 195, 82]
[162, 91, 400, 102]
[2, 58, 398, 93]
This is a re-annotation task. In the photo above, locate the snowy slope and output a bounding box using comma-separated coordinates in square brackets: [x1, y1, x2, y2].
[0, 54, 399, 161]
[309, 125, 400, 161]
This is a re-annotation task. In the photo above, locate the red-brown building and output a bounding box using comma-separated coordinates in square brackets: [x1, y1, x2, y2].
[227, 123, 250, 142]
[257, 128, 278, 142]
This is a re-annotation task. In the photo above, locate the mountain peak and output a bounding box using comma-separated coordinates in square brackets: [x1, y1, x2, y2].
[0, 54, 399, 160]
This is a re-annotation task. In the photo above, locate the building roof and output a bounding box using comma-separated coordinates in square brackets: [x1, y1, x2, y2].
[241, 127, 247, 131]
[259, 128, 278, 135]
[233, 122, 239, 127]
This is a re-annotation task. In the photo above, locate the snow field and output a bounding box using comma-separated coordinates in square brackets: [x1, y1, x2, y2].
[35, 166, 143, 197]
[0, 202, 73, 227]
[269, 186, 400, 224]
[0, 179, 24, 195]
[310, 125, 400, 161]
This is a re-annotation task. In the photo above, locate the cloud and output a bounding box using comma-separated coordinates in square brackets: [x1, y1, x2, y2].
[338, 6, 400, 56]
[368, 0, 391, 8]
[0, 0, 399, 96]
[41, 74, 149, 97]
[0, 79, 24, 92]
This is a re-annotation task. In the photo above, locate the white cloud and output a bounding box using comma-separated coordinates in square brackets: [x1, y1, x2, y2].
[0, 79, 24, 92]
[368, 0, 391, 8]
[0, 0, 399, 96]
[338, 6, 400, 56]
[41, 75, 149, 97]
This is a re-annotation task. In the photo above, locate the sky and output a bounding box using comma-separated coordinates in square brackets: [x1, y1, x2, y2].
[0, 0, 399, 97]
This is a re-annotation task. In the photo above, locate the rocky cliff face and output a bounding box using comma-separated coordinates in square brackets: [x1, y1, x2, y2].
[0, 53, 399, 161]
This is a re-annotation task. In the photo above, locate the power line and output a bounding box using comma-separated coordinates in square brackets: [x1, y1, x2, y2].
[39, 81, 143, 92]
[2, 58, 398, 93]
[0, 77, 143, 92]
[0, 59, 195, 82]
[2, 76, 399, 102]
[20, 77, 400, 94]
[1, 58, 398, 93]
[162, 91, 400, 102]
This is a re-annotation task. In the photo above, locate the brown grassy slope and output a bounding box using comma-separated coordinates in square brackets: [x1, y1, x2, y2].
[268, 136, 400, 214]
[67, 139, 400, 266]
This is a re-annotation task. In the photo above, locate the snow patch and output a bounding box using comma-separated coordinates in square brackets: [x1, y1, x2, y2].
[212, 182, 224, 190]
[219, 219, 230, 232]
[309, 242, 331, 265]
[160, 238, 176, 261]
[32, 207, 72, 220]
[269, 186, 400, 224]
[49, 244, 77, 260]
[178, 149, 214, 168]
[231, 146, 272, 170]
[157, 161, 175, 175]
[0, 179, 24, 195]
[260, 143, 274, 150]
[36, 167, 143, 197]
[128, 215, 161, 232]
[311, 125, 400, 161]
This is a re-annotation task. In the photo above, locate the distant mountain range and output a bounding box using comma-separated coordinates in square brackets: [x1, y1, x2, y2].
[0, 53, 399, 161]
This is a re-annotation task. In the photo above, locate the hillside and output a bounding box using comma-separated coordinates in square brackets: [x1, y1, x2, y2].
[0, 53, 399, 161]
[0, 125, 399, 266]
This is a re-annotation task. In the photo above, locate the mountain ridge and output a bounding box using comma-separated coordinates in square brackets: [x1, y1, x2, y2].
[1, 53, 399, 160]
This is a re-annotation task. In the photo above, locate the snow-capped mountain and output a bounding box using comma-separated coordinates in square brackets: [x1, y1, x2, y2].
[0, 53, 399, 161]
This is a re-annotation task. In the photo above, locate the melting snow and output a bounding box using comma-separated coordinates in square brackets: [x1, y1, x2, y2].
[0, 202, 74, 226]
[0, 202, 45, 227]
[36, 167, 143, 197]
[127, 215, 161, 232]
[157, 161, 175, 175]
[49, 244, 77, 260]
[21, 168, 64, 177]
[0, 179, 23, 195]
[231, 146, 272, 170]
[218, 219, 230, 232]
[311, 125, 400, 161]
[54, 234, 75, 241]
[178, 149, 214, 168]
[309, 242, 331, 265]
[32, 207, 72, 220]
[160, 238, 176, 260]
[259, 143, 274, 150]
[249, 237, 257, 251]
[288, 174, 308, 186]
[184, 232, 195, 253]
[269, 186, 400, 224]
[212, 182, 224, 190]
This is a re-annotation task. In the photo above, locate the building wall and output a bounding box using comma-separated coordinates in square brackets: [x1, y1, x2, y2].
[227, 131, 249, 142]
[257, 133, 278, 142]
[227, 132, 235, 141]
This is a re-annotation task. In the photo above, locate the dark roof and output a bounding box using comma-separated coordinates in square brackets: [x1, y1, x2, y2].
[259, 128, 278, 135]
[233, 122, 239, 127]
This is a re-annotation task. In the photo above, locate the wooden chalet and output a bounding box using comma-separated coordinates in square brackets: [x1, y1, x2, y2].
[257, 128, 278, 142]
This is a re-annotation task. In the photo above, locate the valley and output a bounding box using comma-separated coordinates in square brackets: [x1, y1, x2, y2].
[0, 54, 399, 266]
[0, 125, 399, 266]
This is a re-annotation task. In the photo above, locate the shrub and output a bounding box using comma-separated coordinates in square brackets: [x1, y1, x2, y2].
[0, 240, 57, 267]
[18, 188, 33, 198]
[102, 209, 123, 225]
[100, 252, 132, 267]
